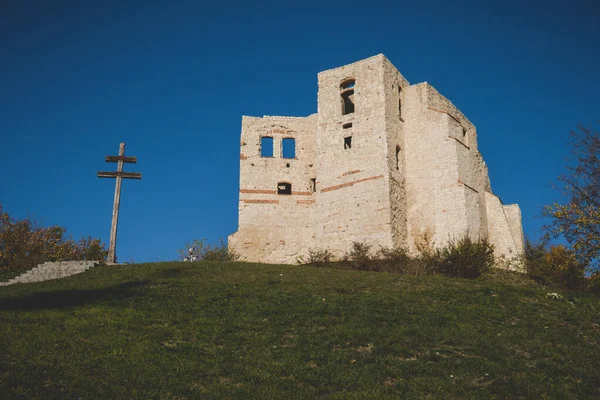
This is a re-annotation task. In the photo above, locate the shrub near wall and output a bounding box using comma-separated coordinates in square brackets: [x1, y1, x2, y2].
[303, 236, 495, 279]
[435, 237, 495, 279]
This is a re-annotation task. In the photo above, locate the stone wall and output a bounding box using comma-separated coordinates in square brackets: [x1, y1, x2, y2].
[314, 55, 394, 257]
[229, 114, 317, 263]
[229, 54, 524, 265]
[382, 57, 410, 250]
[485, 192, 525, 267]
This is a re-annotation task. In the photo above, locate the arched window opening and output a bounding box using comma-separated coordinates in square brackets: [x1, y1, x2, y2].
[340, 79, 355, 90]
[277, 182, 292, 195]
[340, 79, 356, 115]
[395, 145, 401, 170]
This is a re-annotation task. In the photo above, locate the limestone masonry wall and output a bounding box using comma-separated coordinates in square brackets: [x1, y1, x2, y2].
[229, 54, 524, 265]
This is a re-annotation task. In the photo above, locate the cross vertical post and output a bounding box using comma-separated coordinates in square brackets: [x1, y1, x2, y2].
[109, 143, 125, 263]
[97, 142, 142, 263]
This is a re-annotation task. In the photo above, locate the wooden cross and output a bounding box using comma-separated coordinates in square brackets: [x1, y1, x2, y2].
[97, 143, 141, 263]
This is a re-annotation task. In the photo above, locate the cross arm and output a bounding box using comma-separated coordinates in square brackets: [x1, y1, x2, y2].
[97, 172, 142, 179]
[105, 156, 137, 163]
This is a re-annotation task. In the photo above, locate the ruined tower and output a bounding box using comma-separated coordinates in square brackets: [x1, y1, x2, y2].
[229, 54, 524, 265]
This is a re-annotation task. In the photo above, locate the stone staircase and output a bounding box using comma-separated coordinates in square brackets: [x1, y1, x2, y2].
[0, 261, 100, 287]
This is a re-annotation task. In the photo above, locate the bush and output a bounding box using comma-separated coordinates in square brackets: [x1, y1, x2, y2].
[179, 238, 239, 262]
[587, 272, 600, 294]
[297, 247, 336, 266]
[295, 236, 593, 289]
[547, 246, 586, 290]
[374, 246, 411, 273]
[343, 242, 374, 270]
[525, 240, 586, 290]
[299, 237, 495, 279]
[408, 235, 494, 279]
[344, 243, 428, 274]
[0, 204, 108, 272]
[434, 236, 495, 279]
[375, 246, 437, 275]
[524, 239, 549, 283]
[73, 236, 110, 261]
[342, 242, 426, 274]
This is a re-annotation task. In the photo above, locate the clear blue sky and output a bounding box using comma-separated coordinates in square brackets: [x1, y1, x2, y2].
[1, 0, 598, 263]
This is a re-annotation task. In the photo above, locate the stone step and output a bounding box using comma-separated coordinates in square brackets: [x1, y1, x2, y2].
[0, 261, 101, 286]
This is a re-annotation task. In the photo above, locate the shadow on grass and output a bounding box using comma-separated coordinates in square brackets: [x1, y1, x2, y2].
[152, 267, 184, 279]
[0, 280, 148, 311]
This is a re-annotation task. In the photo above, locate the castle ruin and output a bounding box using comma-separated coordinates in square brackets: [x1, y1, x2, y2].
[229, 54, 524, 265]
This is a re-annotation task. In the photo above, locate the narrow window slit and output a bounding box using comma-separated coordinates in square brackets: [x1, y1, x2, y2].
[398, 87, 403, 120]
[343, 123, 353, 129]
[344, 136, 352, 149]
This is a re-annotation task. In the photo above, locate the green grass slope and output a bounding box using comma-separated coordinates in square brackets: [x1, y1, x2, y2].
[1, 262, 599, 399]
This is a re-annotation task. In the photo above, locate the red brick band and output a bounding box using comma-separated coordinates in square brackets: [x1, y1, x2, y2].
[267, 128, 295, 135]
[341, 169, 361, 176]
[240, 189, 277, 194]
[240, 189, 313, 196]
[242, 199, 279, 204]
[321, 174, 384, 193]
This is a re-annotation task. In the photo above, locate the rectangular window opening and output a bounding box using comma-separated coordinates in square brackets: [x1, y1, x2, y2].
[277, 182, 292, 195]
[344, 136, 352, 149]
[343, 123, 353, 129]
[260, 137, 273, 157]
[310, 178, 316, 193]
[282, 137, 296, 159]
[341, 90, 355, 115]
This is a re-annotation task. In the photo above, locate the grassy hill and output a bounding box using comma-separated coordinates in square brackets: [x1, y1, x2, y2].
[1, 261, 599, 399]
